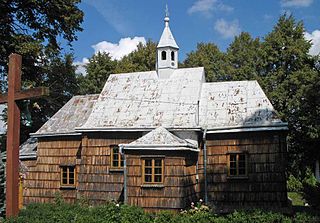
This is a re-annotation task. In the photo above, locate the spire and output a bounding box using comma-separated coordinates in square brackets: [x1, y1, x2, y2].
[157, 5, 179, 49]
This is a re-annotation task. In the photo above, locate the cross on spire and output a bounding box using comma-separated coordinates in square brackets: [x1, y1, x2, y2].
[165, 4, 169, 17]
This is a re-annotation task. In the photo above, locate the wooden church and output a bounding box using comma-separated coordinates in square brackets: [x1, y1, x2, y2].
[19, 12, 289, 212]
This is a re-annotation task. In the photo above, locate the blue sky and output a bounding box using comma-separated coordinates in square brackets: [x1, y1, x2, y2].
[70, 0, 320, 74]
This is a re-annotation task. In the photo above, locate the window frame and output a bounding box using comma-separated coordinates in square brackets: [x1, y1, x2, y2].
[142, 158, 164, 185]
[227, 152, 248, 179]
[60, 165, 76, 188]
[110, 145, 124, 169]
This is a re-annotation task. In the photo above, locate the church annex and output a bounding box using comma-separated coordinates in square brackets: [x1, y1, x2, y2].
[20, 12, 289, 212]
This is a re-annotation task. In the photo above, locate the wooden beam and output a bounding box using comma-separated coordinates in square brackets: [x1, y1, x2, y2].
[0, 87, 49, 104]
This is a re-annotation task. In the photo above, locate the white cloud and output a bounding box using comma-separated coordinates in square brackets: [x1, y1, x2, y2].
[214, 19, 241, 39]
[92, 37, 146, 60]
[74, 37, 146, 75]
[74, 57, 89, 76]
[304, 30, 320, 56]
[281, 0, 313, 7]
[188, 0, 233, 17]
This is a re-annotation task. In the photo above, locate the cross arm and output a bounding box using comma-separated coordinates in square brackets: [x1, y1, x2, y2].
[0, 87, 49, 104]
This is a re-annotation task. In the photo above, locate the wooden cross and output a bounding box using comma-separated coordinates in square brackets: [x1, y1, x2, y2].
[0, 53, 49, 217]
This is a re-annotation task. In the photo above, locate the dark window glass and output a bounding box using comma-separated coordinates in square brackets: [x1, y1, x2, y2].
[171, 51, 175, 61]
[161, 51, 167, 60]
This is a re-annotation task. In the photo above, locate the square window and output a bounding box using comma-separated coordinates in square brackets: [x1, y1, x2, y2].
[228, 153, 248, 177]
[142, 158, 164, 184]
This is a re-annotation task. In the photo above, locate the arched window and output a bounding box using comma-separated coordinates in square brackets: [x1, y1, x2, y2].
[161, 51, 166, 60]
[171, 51, 175, 61]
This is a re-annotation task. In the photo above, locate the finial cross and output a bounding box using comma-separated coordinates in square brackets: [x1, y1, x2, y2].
[165, 4, 169, 17]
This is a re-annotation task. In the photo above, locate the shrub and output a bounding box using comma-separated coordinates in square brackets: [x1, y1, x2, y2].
[302, 168, 317, 187]
[287, 174, 303, 192]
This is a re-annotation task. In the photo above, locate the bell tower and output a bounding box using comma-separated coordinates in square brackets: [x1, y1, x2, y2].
[156, 5, 179, 79]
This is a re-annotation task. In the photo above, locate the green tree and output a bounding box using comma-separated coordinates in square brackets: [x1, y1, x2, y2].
[0, 0, 83, 142]
[225, 32, 263, 81]
[115, 40, 157, 73]
[182, 42, 227, 82]
[78, 52, 117, 94]
[261, 14, 319, 173]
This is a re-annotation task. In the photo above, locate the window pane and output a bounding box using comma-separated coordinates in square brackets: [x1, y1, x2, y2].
[155, 175, 162, 182]
[62, 177, 68, 184]
[230, 161, 236, 168]
[230, 169, 236, 176]
[155, 159, 162, 167]
[113, 161, 119, 167]
[120, 159, 124, 167]
[145, 159, 152, 167]
[155, 168, 162, 174]
[145, 175, 152, 182]
[230, 154, 237, 162]
[145, 168, 152, 174]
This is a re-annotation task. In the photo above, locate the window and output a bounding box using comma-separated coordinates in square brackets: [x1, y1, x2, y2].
[111, 145, 124, 168]
[171, 51, 175, 61]
[60, 166, 75, 187]
[161, 51, 167, 60]
[143, 158, 164, 184]
[228, 153, 248, 177]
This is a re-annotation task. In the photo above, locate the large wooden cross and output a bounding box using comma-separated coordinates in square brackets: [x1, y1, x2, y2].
[0, 53, 49, 217]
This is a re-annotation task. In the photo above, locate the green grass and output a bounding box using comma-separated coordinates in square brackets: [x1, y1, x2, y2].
[288, 192, 305, 206]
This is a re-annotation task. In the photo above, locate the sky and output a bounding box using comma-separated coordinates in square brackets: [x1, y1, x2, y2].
[64, 0, 320, 74]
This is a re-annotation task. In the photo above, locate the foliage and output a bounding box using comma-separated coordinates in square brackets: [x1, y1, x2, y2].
[182, 42, 227, 82]
[288, 192, 305, 206]
[77, 52, 117, 94]
[302, 168, 318, 187]
[225, 32, 263, 81]
[287, 175, 303, 192]
[115, 40, 157, 74]
[0, 0, 83, 145]
[3, 201, 320, 223]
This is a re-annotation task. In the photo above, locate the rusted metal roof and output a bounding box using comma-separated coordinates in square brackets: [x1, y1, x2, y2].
[199, 80, 284, 131]
[79, 67, 205, 131]
[121, 127, 198, 151]
[32, 94, 99, 137]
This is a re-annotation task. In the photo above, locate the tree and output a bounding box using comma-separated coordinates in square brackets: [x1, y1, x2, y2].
[115, 40, 157, 73]
[260, 14, 319, 174]
[78, 52, 117, 95]
[225, 32, 263, 81]
[182, 42, 227, 82]
[0, 0, 83, 142]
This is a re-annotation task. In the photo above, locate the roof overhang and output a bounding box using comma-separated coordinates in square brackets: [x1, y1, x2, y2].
[205, 123, 288, 134]
[120, 144, 199, 152]
[30, 132, 82, 138]
[75, 127, 202, 132]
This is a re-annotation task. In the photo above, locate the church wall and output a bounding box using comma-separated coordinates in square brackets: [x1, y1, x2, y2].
[205, 131, 288, 212]
[125, 150, 198, 212]
[23, 136, 81, 204]
[77, 132, 141, 205]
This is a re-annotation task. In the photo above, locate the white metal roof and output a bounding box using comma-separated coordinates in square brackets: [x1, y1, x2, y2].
[121, 127, 198, 151]
[78, 67, 205, 131]
[32, 94, 99, 137]
[199, 80, 284, 131]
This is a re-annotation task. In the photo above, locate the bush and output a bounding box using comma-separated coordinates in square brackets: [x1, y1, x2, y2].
[302, 168, 317, 187]
[3, 201, 320, 223]
[287, 175, 303, 192]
